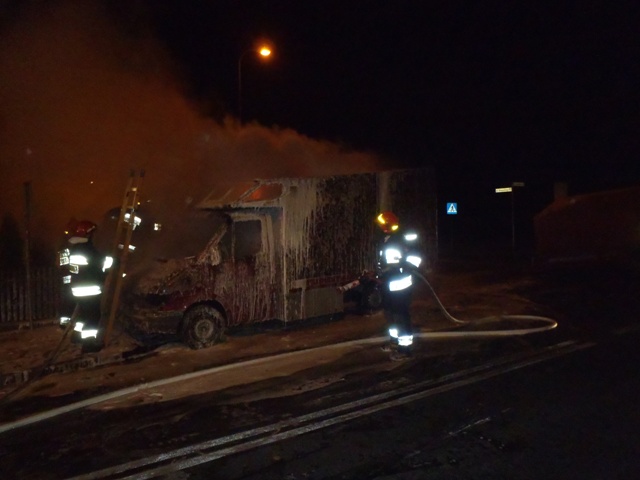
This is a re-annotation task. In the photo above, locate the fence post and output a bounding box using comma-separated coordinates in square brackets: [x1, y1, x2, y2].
[23, 181, 34, 329]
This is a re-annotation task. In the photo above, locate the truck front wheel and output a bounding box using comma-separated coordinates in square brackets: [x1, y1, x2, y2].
[364, 288, 383, 310]
[181, 304, 226, 350]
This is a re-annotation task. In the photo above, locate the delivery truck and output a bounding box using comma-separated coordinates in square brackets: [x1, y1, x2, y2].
[122, 168, 437, 349]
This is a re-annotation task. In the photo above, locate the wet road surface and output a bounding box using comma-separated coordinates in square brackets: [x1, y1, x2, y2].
[1, 260, 639, 479]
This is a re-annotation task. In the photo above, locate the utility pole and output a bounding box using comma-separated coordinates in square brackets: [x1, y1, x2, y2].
[23, 181, 33, 329]
[237, 44, 272, 123]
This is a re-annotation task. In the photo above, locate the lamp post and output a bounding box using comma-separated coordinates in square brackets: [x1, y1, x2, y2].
[495, 181, 525, 253]
[237, 45, 272, 123]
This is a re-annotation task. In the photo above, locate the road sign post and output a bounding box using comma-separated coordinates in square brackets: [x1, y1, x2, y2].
[445, 202, 458, 253]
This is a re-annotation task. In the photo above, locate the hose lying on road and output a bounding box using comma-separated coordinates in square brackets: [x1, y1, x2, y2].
[413, 270, 558, 334]
[413, 270, 470, 324]
[0, 270, 556, 428]
[0, 274, 560, 434]
[0, 310, 77, 406]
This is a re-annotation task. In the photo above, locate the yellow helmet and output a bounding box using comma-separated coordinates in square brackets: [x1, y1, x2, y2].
[376, 211, 399, 234]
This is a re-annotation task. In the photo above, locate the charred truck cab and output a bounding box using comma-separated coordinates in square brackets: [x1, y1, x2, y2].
[124, 169, 437, 349]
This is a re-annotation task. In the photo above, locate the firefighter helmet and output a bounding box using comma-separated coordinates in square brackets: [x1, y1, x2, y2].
[73, 220, 97, 238]
[376, 211, 400, 233]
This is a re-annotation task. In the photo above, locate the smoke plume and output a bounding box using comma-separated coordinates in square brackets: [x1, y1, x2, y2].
[0, 1, 382, 252]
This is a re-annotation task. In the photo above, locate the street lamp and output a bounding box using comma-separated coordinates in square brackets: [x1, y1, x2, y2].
[237, 45, 272, 123]
[495, 181, 525, 253]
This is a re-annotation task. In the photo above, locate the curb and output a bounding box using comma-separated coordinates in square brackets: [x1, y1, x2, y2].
[0, 349, 154, 391]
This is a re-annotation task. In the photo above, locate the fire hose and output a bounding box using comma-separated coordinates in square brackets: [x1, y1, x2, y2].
[340, 268, 557, 335]
[413, 269, 559, 336]
[0, 308, 78, 406]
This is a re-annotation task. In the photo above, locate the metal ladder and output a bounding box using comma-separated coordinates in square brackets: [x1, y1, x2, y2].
[101, 169, 145, 346]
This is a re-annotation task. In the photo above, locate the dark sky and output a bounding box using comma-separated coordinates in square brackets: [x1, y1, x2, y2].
[139, 0, 640, 197]
[1, 0, 639, 249]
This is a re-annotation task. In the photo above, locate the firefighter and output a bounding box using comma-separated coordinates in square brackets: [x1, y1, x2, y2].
[57, 220, 78, 330]
[63, 220, 113, 352]
[376, 211, 423, 361]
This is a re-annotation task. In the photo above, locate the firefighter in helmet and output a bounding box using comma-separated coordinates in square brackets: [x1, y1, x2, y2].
[376, 211, 423, 361]
[59, 220, 113, 352]
[58, 219, 79, 330]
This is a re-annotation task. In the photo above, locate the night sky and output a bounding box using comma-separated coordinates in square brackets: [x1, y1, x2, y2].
[143, 0, 640, 250]
[1, 0, 639, 252]
[141, 1, 640, 192]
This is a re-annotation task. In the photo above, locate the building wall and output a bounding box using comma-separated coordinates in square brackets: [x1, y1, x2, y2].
[534, 185, 640, 265]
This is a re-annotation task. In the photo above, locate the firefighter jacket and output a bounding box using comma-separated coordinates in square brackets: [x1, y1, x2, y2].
[66, 241, 112, 299]
[378, 231, 422, 293]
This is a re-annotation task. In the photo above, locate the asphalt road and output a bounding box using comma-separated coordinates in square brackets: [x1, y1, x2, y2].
[184, 330, 640, 480]
[1, 260, 638, 479]
[2, 324, 639, 479]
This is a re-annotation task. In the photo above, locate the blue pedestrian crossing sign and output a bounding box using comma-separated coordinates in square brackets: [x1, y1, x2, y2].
[446, 202, 458, 215]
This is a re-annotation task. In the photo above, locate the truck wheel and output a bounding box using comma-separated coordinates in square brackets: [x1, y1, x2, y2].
[365, 288, 382, 310]
[181, 305, 226, 350]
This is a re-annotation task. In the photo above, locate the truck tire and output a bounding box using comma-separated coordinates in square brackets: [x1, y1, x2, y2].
[365, 288, 383, 310]
[181, 304, 226, 350]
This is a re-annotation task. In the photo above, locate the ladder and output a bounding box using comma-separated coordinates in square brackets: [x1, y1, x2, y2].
[101, 169, 145, 346]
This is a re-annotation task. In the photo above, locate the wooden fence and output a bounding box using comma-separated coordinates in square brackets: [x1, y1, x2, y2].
[0, 268, 59, 328]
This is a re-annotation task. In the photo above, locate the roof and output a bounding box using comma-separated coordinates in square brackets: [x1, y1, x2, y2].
[198, 180, 286, 209]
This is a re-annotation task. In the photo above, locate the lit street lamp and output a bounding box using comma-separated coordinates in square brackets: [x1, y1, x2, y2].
[495, 181, 525, 253]
[237, 45, 272, 123]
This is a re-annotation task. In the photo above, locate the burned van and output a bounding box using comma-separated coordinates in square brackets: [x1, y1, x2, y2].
[123, 169, 437, 349]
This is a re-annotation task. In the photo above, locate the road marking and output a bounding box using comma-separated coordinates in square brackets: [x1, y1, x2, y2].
[65, 339, 594, 480]
[447, 416, 492, 436]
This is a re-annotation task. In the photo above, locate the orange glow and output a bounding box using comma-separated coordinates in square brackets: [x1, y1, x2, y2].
[259, 47, 271, 57]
